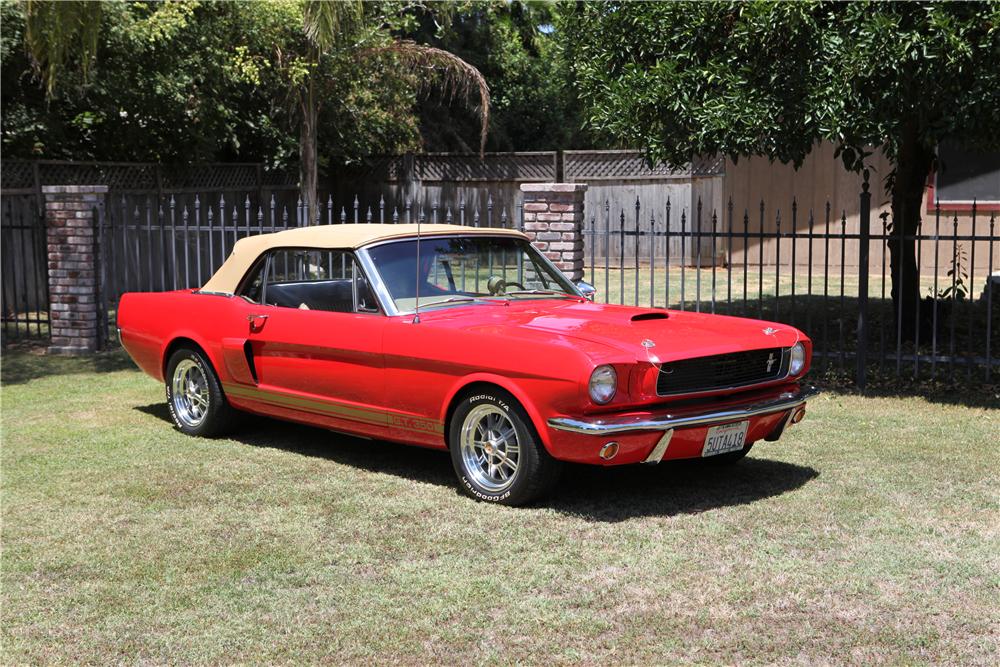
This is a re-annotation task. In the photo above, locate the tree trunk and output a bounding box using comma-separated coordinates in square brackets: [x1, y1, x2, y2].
[299, 73, 319, 226]
[887, 125, 934, 343]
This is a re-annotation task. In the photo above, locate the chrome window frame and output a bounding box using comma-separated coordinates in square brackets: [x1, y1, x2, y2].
[231, 246, 386, 316]
[357, 233, 583, 317]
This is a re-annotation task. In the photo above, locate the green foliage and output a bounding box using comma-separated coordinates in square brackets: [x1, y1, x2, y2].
[563, 0, 1000, 335]
[937, 244, 970, 301]
[302, 0, 362, 54]
[2, 1, 589, 165]
[3, 0, 535, 171]
[22, 0, 102, 95]
[563, 1, 1000, 171]
[398, 1, 589, 151]
[1, 1, 421, 169]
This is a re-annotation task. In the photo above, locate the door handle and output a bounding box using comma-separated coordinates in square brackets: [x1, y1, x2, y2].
[247, 314, 269, 331]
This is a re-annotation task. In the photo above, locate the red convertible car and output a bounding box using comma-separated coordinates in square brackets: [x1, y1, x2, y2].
[119, 223, 818, 505]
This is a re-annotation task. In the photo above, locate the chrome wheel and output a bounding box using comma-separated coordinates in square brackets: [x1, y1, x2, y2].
[460, 404, 520, 493]
[171, 358, 210, 428]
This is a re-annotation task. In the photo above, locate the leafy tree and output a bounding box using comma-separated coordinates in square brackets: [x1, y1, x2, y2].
[398, 0, 589, 152]
[292, 0, 490, 223]
[4, 1, 394, 165]
[21, 0, 101, 95]
[8, 0, 491, 227]
[564, 1, 1000, 338]
[293, 0, 366, 225]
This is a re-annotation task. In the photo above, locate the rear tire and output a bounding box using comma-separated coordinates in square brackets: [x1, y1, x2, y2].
[703, 442, 754, 465]
[449, 389, 562, 506]
[165, 347, 237, 437]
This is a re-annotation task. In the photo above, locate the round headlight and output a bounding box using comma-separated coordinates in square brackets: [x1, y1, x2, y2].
[789, 342, 806, 376]
[589, 365, 617, 404]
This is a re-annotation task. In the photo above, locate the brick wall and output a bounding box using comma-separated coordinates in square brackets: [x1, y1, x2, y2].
[519, 183, 587, 281]
[43, 185, 107, 354]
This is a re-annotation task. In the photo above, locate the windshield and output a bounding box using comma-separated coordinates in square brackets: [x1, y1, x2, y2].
[366, 236, 579, 312]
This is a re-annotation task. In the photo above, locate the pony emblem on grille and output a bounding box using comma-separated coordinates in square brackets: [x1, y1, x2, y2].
[766, 352, 777, 373]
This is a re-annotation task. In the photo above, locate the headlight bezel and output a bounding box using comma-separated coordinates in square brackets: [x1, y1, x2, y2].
[789, 342, 806, 376]
[588, 364, 617, 404]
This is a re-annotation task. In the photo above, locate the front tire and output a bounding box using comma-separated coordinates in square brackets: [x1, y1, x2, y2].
[449, 389, 561, 506]
[165, 347, 237, 437]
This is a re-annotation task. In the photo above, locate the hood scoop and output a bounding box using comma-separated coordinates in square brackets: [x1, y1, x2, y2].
[631, 311, 669, 322]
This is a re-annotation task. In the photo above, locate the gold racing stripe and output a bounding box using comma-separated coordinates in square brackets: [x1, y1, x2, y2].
[223, 383, 384, 426]
[222, 383, 443, 435]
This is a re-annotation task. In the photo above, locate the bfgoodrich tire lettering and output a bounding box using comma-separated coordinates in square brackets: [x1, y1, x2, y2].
[165, 347, 237, 438]
[449, 389, 561, 506]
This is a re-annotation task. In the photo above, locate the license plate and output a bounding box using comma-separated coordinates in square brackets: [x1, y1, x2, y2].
[702, 420, 749, 457]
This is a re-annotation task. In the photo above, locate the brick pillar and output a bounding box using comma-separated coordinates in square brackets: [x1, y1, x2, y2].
[43, 185, 107, 355]
[519, 183, 587, 281]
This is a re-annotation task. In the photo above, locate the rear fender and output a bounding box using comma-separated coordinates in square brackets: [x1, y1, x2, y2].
[160, 330, 227, 383]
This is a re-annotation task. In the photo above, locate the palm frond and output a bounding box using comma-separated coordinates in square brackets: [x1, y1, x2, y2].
[23, 0, 103, 96]
[364, 40, 491, 156]
[302, 0, 362, 54]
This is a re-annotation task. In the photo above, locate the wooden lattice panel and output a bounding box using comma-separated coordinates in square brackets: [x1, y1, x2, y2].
[564, 150, 726, 181]
[38, 161, 159, 190]
[161, 164, 258, 189]
[366, 156, 404, 181]
[2, 160, 296, 193]
[1, 161, 36, 191]
[564, 150, 688, 181]
[691, 155, 726, 176]
[416, 152, 556, 182]
[261, 168, 299, 186]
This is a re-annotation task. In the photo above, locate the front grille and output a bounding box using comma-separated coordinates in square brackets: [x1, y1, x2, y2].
[656, 347, 788, 396]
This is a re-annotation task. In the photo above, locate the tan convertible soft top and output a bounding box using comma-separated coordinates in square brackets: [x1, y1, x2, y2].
[200, 223, 528, 294]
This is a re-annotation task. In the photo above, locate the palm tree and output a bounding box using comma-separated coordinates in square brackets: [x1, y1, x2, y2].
[22, 0, 490, 227]
[297, 1, 490, 225]
[22, 0, 102, 96]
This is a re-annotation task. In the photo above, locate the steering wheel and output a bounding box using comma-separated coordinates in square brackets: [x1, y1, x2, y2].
[486, 276, 527, 295]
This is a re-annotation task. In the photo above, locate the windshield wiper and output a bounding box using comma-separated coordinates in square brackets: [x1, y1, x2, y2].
[418, 295, 482, 310]
[504, 289, 584, 300]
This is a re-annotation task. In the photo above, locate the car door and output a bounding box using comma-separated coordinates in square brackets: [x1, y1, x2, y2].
[233, 247, 389, 438]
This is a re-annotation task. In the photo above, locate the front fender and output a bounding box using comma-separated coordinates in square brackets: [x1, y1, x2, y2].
[440, 372, 559, 453]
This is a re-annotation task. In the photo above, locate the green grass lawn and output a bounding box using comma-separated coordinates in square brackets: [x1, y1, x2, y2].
[585, 265, 975, 310]
[2, 349, 998, 665]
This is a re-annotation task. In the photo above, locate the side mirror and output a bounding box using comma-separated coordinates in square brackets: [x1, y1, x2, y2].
[575, 280, 596, 301]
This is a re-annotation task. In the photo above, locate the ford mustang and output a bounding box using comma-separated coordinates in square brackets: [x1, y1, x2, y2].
[118, 223, 818, 505]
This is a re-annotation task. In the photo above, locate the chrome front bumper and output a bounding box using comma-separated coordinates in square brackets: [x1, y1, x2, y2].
[547, 385, 821, 436]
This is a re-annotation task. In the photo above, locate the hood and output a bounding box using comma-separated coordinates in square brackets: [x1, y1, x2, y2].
[416, 300, 804, 362]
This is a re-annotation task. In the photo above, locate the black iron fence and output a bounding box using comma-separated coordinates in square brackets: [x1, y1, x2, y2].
[95, 190, 522, 345]
[1, 193, 49, 343]
[582, 176, 998, 387]
[3, 179, 996, 389]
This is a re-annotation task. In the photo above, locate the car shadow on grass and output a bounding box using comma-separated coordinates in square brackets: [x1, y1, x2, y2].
[546, 458, 819, 521]
[136, 403, 819, 521]
[1, 347, 135, 386]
